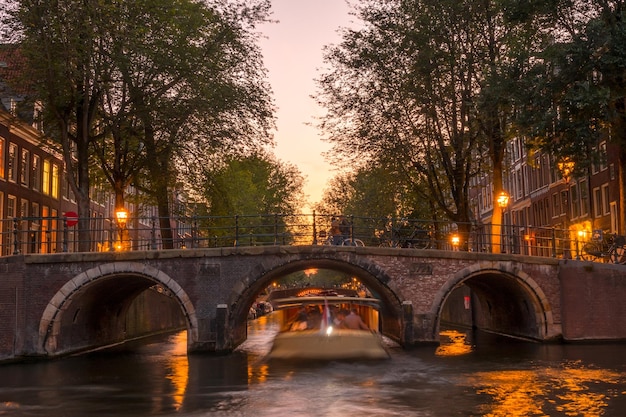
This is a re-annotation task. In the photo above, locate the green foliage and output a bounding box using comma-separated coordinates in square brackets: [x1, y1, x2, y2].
[316, 0, 545, 226]
[512, 1, 626, 175]
[313, 162, 435, 246]
[314, 162, 428, 220]
[200, 152, 305, 244]
[7, 0, 275, 248]
[205, 152, 304, 215]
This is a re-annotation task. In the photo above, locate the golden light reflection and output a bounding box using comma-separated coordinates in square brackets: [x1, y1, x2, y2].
[436, 329, 473, 356]
[165, 332, 189, 410]
[471, 370, 546, 416]
[247, 362, 270, 384]
[466, 364, 623, 417]
[548, 365, 622, 416]
[304, 268, 318, 276]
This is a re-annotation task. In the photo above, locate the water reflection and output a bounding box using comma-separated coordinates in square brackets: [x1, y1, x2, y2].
[436, 329, 473, 356]
[1, 320, 625, 416]
[465, 355, 624, 416]
[164, 331, 188, 410]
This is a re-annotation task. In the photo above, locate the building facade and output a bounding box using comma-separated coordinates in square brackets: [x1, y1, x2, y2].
[471, 136, 620, 257]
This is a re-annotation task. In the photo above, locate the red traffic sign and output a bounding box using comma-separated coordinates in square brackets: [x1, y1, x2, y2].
[64, 211, 78, 227]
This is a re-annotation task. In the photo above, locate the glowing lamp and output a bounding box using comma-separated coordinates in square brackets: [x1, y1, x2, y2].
[115, 208, 128, 227]
[497, 191, 509, 209]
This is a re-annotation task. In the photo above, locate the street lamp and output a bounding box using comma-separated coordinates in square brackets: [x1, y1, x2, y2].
[451, 234, 460, 251]
[115, 208, 128, 251]
[497, 191, 510, 210]
[115, 208, 128, 227]
[497, 191, 510, 253]
[557, 158, 575, 259]
[576, 229, 586, 260]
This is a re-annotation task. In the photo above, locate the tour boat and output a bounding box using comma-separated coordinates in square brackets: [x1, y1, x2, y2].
[268, 295, 389, 360]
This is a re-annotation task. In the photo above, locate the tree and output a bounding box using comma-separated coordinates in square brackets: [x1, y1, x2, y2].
[8, 0, 112, 250]
[314, 162, 433, 246]
[316, 0, 541, 250]
[200, 151, 305, 245]
[93, 0, 275, 248]
[314, 163, 426, 219]
[513, 0, 626, 233]
[8, 0, 275, 249]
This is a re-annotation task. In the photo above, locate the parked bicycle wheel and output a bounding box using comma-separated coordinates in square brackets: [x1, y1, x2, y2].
[610, 235, 626, 264]
[581, 241, 605, 261]
[342, 238, 365, 247]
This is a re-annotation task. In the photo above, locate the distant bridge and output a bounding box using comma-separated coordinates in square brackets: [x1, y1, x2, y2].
[1, 245, 626, 362]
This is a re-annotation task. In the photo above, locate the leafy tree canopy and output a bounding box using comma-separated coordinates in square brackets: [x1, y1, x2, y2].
[203, 151, 305, 216]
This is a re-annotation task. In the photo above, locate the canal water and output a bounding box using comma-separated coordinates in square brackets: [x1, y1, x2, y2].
[1, 315, 626, 416]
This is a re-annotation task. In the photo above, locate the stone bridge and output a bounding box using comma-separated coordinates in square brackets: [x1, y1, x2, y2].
[1, 245, 626, 362]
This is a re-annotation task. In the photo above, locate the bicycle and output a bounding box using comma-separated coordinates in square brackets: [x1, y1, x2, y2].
[318, 231, 365, 247]
[340, 237, 366, 247]
[581, 232, 626, 264]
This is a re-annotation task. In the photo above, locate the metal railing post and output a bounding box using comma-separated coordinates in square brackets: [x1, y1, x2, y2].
[62, 216, 68, 253]
[312, 211, 317, 245]
[551, 228, 557, 258]
[192, 216, 197, 249]
[109, 220, 115, 252]
[12, 217, 19, 255]
[234, 215, 239, 247]
[150, 217, 157, 250]
[349, 214, 354, 241]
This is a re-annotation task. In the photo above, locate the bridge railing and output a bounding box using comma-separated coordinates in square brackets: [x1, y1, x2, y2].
[0, 213, 583, 260]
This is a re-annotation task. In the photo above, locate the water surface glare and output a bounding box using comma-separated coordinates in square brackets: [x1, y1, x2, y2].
[1, 315, 625, 416]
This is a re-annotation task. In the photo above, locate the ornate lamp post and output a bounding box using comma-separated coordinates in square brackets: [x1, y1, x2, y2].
[115, 208, 128, 251]
[576, 229, 586, 260]
[557, 158, 575, 259]
[497, 191, 510, 253]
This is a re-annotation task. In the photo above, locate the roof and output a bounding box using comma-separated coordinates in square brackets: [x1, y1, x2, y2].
[0, 44, 34, 120]
[0, 44, 28, 105]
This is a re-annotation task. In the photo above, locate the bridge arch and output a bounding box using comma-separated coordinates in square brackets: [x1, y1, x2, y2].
[433, 261, 557, 341]
[38, 261, 198, 357]
[225, 254, 407, 347]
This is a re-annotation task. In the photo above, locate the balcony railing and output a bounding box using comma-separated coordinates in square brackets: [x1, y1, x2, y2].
[0, 213, 586, 261]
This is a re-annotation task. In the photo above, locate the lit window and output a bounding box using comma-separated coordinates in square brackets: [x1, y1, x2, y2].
[42, 160, 51, 195]
[51, 164, 59, 199]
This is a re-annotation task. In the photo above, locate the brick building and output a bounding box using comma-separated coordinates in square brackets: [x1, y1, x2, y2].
[0, 45, 160, 254]
[470, 136, 620, 256]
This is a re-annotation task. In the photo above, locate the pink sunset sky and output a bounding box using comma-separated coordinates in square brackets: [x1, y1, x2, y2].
[259, 0, 354, 209]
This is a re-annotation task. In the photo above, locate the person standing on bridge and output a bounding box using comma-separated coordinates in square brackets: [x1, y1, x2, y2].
[330, 217, 343, 245]
[339, 215, 351, 242]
